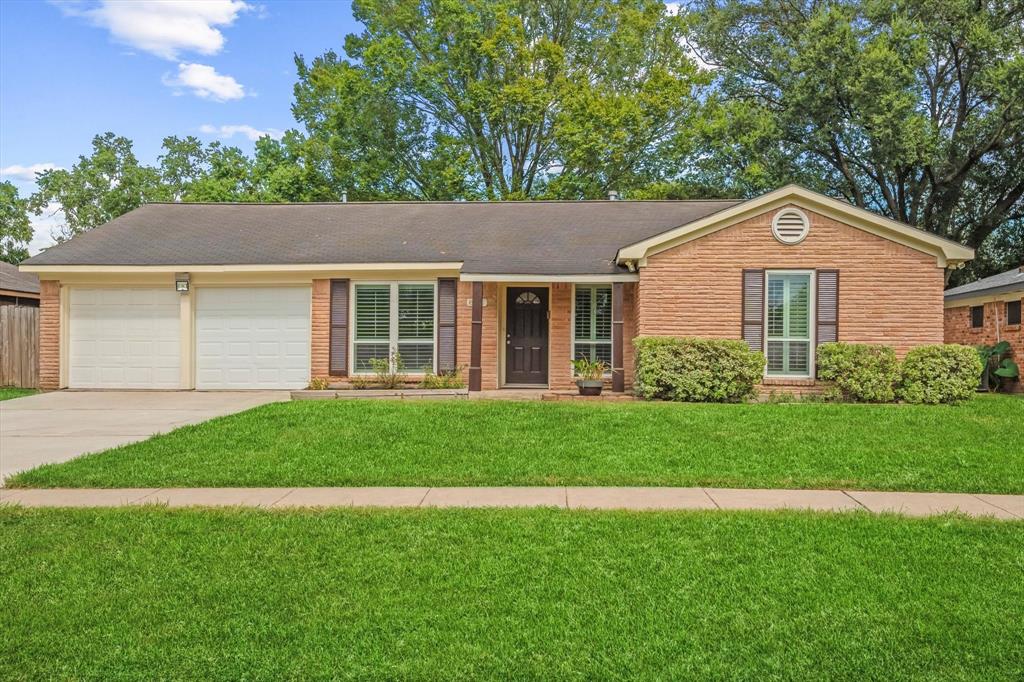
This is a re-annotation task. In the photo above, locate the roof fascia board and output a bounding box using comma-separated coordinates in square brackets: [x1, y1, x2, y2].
[616, 185, 974, 266]
[944, 287, 1024, 307]
[459, 273, 639, 282]
[19, 262, 465, 275]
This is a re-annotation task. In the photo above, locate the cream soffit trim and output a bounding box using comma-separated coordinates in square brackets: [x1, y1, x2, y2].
[460, 273, 639, 282]
[615, 185, 975, 267]
[19, 262, 465, 274]
[944, 291, 1024, 309]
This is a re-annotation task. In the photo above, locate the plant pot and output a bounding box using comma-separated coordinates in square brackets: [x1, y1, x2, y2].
[576, 379, 603, 396]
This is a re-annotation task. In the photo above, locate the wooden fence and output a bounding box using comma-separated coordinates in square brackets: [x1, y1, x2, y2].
[0, 305, 39, 388]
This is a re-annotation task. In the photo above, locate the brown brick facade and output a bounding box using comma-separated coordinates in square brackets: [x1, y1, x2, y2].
[638, 206, 945, 358]
[38, 280, 60, 390]
[944, 299, 1023, 392]
[310, 279, 331, 380]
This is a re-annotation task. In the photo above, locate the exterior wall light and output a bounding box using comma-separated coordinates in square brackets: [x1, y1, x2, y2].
[175, 273, 190, 292]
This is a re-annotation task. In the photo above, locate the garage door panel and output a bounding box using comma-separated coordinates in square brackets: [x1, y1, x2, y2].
[194, 287, 311, 390]
[69, 288, 181, 389]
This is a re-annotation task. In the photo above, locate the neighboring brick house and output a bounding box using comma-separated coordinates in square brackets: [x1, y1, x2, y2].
[944, 267, 1024, 393]
[20, 185, 973, 392]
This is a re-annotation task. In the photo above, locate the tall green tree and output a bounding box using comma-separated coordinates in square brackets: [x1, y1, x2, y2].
[293, 0, 706, 200]
[0, 181, 33, 264]
[688, 0, 1024, 281]
[30, 133, 165, 241]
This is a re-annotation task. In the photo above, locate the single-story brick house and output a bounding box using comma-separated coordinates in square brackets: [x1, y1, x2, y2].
[0, 261, 40, 307]
[20, 185, 973, 393]
[944, 266, 1023, 392]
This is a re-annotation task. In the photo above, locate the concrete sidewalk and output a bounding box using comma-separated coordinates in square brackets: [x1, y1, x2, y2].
[1, 486, 1021, 519]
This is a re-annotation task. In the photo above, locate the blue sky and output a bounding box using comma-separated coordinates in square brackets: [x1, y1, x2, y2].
[0, 1, 362, 252]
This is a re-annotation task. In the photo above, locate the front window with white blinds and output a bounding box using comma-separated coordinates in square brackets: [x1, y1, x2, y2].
[353, 282, 435, 373]
[765, 272, 813, 377]
[573, 285, 612, 366]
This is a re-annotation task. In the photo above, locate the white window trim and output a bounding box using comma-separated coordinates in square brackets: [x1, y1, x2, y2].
[571, 284, 613, 375]
[763, 270, 815, 379]
[350, 281, 437, 375]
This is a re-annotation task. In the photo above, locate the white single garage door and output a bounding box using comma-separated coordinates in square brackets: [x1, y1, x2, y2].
[195, 287, 311, 390]
[69, 288, 182, 389]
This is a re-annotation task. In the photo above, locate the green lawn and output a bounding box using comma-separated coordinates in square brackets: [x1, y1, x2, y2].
[10, 394, 1022, 492]
[1, 507, 1020, 680]
[0, 387, 36, 401]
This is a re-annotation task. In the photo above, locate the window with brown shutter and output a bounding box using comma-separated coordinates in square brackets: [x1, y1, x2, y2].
[816, 270, 839, 345]
[437, 278, 457, 372]
[329, 279, 349, 376]
[741, 269, 765, 353]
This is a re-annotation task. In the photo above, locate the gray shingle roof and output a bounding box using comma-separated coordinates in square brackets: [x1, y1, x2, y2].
[0, 261, 40, 295]
[945, 267, 1024, 302]
[21, 200, 742, 275]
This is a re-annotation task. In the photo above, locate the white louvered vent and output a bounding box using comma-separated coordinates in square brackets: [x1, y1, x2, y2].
[771, 208, 810, 245]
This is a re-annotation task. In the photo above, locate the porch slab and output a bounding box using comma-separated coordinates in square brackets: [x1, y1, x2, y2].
[421, 486, 567, 508]
[705, 488, 861, 512]
[567, 486, 715, 510]
[844, 491, 1018, 519]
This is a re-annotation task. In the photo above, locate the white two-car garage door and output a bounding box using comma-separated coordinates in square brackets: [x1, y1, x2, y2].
[69, 288, 181, 389]
[195, 287, 311, 390]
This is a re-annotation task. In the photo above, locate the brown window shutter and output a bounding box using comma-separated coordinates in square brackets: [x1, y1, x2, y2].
[741, 269, 765, 352]
[329, 279, 349, 376]
[437, 278, 457, 372]
[816, 270, 839, 345]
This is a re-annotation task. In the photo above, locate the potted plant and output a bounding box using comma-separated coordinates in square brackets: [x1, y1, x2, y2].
[572, 357, 607, 396]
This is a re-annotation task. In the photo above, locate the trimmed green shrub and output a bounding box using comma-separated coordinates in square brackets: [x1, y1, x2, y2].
[897, 344, 983, 404]
[634, 337, 765, 403]
[816, 343, 899, 402]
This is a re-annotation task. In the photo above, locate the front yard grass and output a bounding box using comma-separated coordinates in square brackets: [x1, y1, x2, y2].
[1, 507, 1021, 680]
[0, 387, 36, 401]
[8, 394, 1022, 492]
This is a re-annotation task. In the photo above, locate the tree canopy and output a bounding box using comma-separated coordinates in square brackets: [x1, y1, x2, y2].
[0, 181, 32, 264]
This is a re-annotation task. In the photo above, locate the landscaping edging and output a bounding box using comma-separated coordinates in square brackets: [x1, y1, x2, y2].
[292, 388, 469, 400]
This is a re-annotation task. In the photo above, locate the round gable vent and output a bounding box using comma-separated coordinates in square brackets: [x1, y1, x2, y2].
[772, 208, 810, 245]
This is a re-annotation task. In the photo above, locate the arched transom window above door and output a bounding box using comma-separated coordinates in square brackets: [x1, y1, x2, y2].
[515, 291, 541, 305]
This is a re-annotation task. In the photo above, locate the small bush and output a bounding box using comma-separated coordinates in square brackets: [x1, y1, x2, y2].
[420, 367, 466, 389]
[369, 351, 406, 389]
[897, 344, 982, 404]
[307, 376, 330, 391]
[816, 343, 899, 402]
[634, 337, 765, 403]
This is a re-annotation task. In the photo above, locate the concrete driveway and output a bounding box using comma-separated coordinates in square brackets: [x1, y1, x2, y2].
[0, 391, 289, 482]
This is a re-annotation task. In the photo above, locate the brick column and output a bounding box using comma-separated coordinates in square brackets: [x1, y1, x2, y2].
[310, 279, 330, 380]
[38, 280, 61, 390]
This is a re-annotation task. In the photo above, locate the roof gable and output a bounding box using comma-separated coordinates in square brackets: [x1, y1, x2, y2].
[615, 185, 974, 268]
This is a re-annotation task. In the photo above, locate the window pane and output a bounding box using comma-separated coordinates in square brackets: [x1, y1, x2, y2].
[767, 278, 785, 336]
[971, 305, 984, 328]
[574, 342, 612, 366]
[786, 277, 810, 337]
[355, 285, 390, 340]
[1006, 300, 1020, 326]
[787, 341, 810, 374]
[594, 287, 612, 340]
[766, 341, 784, 373]
[398, 284, 434, 340]
[354, 343, 389, 371]
[574, 287, 592, 339]
[398, 343, 433, 372]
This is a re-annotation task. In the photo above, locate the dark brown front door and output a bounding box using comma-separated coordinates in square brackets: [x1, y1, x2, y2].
[505, 287, 548, 385]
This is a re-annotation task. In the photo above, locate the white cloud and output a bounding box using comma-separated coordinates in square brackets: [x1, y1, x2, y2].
[163, 63, 245, 102]
[199, 124, 284, 141]
[27, 203, 64, 255]
[0, 163, 63, 182]
[59, 0, 251, 60]
[665, 2, 682, 16]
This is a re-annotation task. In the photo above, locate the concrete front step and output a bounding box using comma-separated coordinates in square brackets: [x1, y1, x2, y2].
[292, 388, 469, 400]
[2, 486, 1020, 519]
